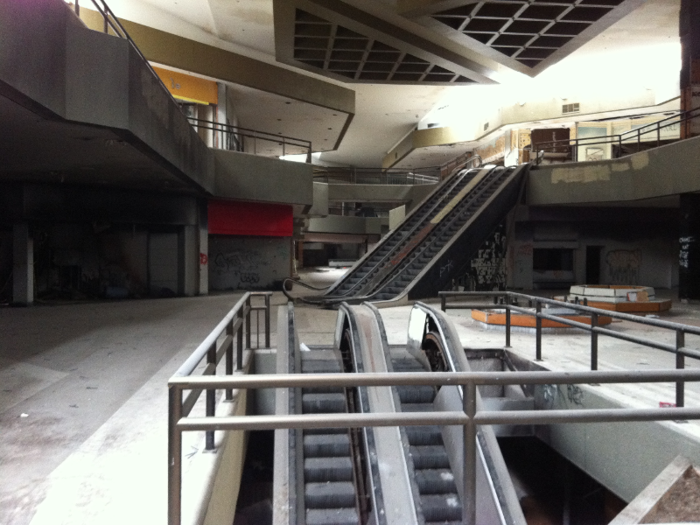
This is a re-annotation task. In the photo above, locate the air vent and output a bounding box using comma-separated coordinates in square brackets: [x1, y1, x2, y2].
[562, 103, 580, 115]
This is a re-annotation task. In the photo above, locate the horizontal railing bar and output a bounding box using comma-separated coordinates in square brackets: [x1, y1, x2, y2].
[187, 118, 311, 147]
[169, 369, 700, 390]
[177, 411, 468, 431]
[447, 300, 700, 360]
[173, 294, 250, 377]
[475, 407, 700, 425]
[440, 291, 700, 336]
[175, 407, 700, 433]
[510, 292, 700, 335]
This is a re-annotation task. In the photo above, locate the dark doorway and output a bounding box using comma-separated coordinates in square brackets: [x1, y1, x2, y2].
[586, 246, 603, 284]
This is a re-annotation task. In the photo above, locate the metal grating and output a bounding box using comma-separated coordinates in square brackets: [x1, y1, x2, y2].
[432, 0, 624, 69]
[293, 9, 475, 84]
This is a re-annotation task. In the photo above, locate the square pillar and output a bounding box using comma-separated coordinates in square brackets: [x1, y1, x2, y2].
[12, 223, 33, 306]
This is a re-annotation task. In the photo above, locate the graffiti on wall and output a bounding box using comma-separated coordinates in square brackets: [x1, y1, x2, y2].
[212, 249, 262, 285]
[463, 224, 507, 291]
[606, 249, 641, 285]
[680, 236, 694, 269]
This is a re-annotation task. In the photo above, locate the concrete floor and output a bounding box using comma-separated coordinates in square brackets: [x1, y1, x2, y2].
[2, 270, 700, 524]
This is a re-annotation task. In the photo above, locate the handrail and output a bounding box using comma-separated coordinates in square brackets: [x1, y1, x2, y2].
[313, 166, 441, 185]
[187, 117, 313, 162]
[167, 368, 700, 525]
[167, 291, 271, 525]
[72, 0, 178, 109]
[440, 290, 700, 408]
[531, 107, 700, 165]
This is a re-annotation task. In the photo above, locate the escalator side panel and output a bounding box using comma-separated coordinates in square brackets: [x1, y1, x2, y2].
[405, 165, 528, 300]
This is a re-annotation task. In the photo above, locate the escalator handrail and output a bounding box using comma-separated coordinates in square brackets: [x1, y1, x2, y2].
[324, 168, 475, 298]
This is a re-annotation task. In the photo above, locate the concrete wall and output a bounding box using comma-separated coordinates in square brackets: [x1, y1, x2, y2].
[208, 236, 291, 291]
[0, 0, 215, 193]
[327, 183, 437, 211]
[307, 216, 384, 235]
[527, 135, 700, 206]
[214, 151, 314, 207]
[508, 211, 678, 290]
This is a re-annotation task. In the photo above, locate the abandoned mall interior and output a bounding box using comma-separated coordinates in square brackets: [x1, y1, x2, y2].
[3, 0, 700, 524]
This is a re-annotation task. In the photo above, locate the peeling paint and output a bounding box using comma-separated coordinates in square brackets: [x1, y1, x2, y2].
[611, 160, 631, 172]
[551, 165, 611, 184]
[631, 151, 650, 170]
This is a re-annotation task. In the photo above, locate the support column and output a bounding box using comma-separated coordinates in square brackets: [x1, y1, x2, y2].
[680, 0, 700, 137]
[12, 223, 33, 306]
[679, 193, 700, 301]
[198, 199, 209, 295]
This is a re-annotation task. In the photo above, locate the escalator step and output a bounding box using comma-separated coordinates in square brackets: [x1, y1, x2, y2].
[397, 385, 435, 403]
[302, 385, 344, 395]
[302, 393, 346, 413]
[401, 403, 436, 412]
[304, 434, 351, 457]
[306, 507, 359, 525]
[421, 493, 462, 522]
[305, 481, 356, 508]
[302, 360, 342, 373]
[415, 469, 458, 494]
[410, 445, 451, 469]
[304, 427, 348, 435]
[305, 457, 354, 482]
[405, 425, 443, 446]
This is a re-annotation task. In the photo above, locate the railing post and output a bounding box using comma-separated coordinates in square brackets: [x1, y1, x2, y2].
[205, 342, 216, 451]
[75, 0, 80, 16]
[676, 330, 685, 408]
[440, 293, 446, 312]
[168, 385, 183, 525]
[245, 295, 252, 350]
[463, 381, 477, 525]
[225, 320, 234, 401]
[505, 298, 511, 348]
[535, 300, 542, 361]
[237, 309, 244, 371]
[591, 312, 598, 371]
[265, 293, 271, 349]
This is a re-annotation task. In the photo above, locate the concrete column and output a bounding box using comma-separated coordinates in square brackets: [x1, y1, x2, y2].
[680, 0, 700, 137]
[179, 225, 198, 297]
[198, 199, 209, 295]
[12, 223, 33, 306]
[679, 193, 700, 301]
[216, 83, 227, 149]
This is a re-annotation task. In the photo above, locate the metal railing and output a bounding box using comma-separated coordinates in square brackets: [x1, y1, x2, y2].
[441, 153, 483, 179]
[167, 291, 271, 519]
[531, 107, 700, 165]
[313, 166, 441, 185]
[167, 368, 700, 525]
[187, 118, 312, 162]
[71, 0, 177, 108]
[440, 290, 700, 408]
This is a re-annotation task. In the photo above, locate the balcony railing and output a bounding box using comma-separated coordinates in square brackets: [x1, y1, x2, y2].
[532, 107, 700, 165]
[187, 118, 312, 162]
[313, 166, 441, 185]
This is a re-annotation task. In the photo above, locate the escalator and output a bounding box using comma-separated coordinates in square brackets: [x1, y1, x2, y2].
[316, 164, 528, 305]
[273, 301, 527, 524]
